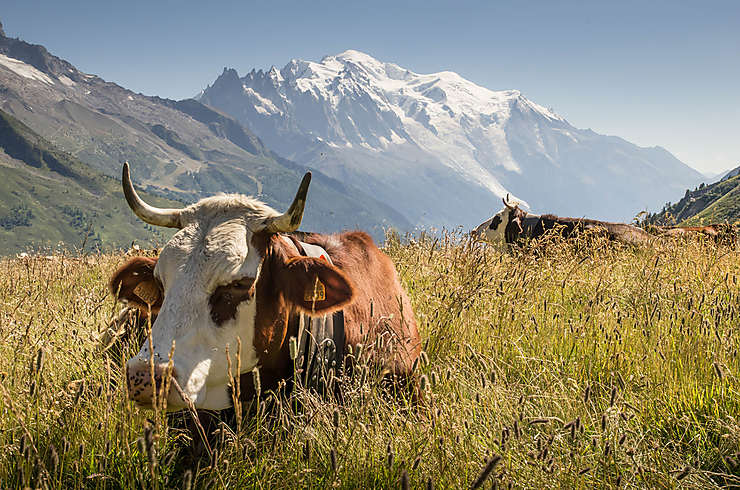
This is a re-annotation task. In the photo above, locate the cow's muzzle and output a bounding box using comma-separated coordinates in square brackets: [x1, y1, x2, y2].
[126, 359, 178, 408]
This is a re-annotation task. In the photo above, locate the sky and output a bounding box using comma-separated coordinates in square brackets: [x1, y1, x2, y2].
[3, 0, 739, 175]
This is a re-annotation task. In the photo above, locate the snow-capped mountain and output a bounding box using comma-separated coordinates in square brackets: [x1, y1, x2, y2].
[0, 27, 410, 243]
[198, 50, 703, 227]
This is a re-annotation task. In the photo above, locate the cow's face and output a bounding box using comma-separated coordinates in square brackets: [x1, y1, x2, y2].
[115, 164, 353, 410]
[472, 207, 509, 243]
[472, 195, 527, 244]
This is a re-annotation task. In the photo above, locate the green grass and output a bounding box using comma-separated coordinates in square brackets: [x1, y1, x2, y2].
[0, 232, 739, 488]
[0, 108, 179, 254]
[687, 180, 740, 225]
[649, 172, 740, 226]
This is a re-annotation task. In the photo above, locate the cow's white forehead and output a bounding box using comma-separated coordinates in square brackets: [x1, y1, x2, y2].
[157, 194, 280, 283]
[178, 193, 281, 231]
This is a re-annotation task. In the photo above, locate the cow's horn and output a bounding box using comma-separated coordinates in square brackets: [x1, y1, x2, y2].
[502, 193, 513, 210]
[122, 162, 183, 228]
[263, 172, 312, 233]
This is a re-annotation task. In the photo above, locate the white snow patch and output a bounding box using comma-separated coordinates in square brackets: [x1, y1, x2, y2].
[57, 75, 76, 87]
[0, 54, 54, 85]
[243, 86, 281, 115]
[552, 128, 578, 143]
[389, 132, 406, 144]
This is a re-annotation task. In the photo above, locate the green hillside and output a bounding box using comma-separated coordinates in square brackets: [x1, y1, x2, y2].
[0, 109, 177, 254]
[647, 166, 740, 225]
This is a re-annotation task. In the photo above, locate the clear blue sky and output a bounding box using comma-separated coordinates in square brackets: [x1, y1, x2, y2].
[3, 0, 739, 174]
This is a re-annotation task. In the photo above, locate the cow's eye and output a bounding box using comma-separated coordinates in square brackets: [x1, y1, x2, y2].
[232, 277, 255, 290]
[209, 277, 256, 326]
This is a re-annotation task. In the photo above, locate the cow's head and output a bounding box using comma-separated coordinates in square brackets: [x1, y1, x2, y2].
[472, 194, 526, 244]
[113, 163, 354, 410]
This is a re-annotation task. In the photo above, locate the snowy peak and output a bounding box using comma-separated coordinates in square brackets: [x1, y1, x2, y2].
[0, 27, 84, 83]
[199, 50, 703, 226]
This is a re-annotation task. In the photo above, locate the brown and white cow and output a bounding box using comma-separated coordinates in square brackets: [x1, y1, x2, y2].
[472, 196, 653, 245]
[111, 163, 420, 411]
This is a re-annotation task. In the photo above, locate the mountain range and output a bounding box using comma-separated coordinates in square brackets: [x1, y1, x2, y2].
[1, 21, 714, 254]
[0, 24, 409, 253]
[198, 50, 704, 227]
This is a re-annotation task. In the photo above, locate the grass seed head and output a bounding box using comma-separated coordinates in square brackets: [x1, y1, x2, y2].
[48, 444, 59, 472]
[252, 367, 261, 395]
[289, 336, 298, 360]
[35, 348, 44, 374]
[675, 466, 691, 480]
[713, 362, 724, 380]
[182, 469, 192, 490]
[471, 454, 501, 489]
[303, 440, 311, 462]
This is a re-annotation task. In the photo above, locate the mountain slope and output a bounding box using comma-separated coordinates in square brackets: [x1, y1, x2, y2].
[199, 50, 703, 227]
[0, 108, 178, 253]
[647, 165, 740, 225]
[716, 164, 740, 183]
[0, 28, 410, 248]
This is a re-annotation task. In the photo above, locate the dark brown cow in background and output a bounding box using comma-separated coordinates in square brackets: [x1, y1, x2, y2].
[473, 196, 653, 245]
[656, 224, 736, 243]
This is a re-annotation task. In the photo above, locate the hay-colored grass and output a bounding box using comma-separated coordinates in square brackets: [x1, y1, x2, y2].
[0, 231, 738, 488]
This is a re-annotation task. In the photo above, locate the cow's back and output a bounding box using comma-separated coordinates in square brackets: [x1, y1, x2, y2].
[535, 215, 651, 245]
[302, 232, 420, 374]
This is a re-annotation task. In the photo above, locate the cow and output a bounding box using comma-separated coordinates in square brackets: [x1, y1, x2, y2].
[655, 224, 736, 243]
[471, 195, 540, 244]
[110, 163, 421, 412]
[472, 196, 653, 245]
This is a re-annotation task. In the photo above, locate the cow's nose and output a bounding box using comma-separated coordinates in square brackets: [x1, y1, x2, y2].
[126, 359, 177, 407]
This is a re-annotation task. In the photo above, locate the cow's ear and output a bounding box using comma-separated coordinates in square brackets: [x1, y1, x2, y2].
[109, 257, 162, 314]
[278, 256, 354, 315]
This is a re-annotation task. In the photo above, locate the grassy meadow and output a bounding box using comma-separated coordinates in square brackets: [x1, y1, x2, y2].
[0, 231, 739, 488]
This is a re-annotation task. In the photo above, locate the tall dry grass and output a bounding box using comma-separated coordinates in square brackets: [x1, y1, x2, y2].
[0, 230, 739, 488]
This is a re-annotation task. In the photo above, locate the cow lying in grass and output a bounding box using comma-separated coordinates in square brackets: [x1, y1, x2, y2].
[109, 163, 421, 413]
[472, 196, 653, 246]
[652, 224, 736, 243]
